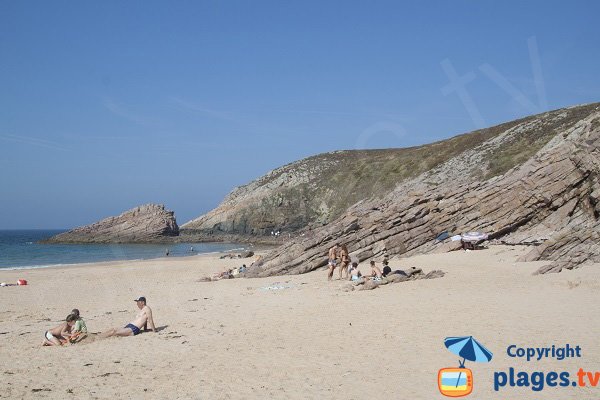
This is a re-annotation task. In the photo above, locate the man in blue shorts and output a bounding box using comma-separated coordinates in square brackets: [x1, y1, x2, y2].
[101, 296, 156, 337]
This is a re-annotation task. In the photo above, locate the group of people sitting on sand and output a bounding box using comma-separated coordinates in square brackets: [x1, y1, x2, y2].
[211, 254, 264, 280]
[42, 308, 87, 346]
[327, 243, 406, 282]
[42, 296, 156, 346]
[213, 263, 248, 279]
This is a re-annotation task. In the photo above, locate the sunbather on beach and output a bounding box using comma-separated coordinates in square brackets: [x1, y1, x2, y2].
[349, 262, 363, 281]
[382, 259, 392, 277]
[213, 268, 233, 279]
[338, 244, 350, 280]
[368, 261, 383, 280]
[327, 243, 340, 281]
[42, 314, 78, 346]
[101, 296, 156, 338]
[250, 255, 263, 268]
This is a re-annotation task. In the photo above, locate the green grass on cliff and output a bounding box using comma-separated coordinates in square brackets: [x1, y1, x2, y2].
[185, 103, 599, 234]
[300, 113, 538, 218]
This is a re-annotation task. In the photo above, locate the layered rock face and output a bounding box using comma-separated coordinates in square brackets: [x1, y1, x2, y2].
[182, 111, 556, 237]
[45, 204, 179, 243]
[181, 105, 593, 240]
[248, 104, 600, 276]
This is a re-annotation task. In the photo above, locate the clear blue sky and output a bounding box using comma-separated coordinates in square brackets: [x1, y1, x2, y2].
[1, 1, 598, 229]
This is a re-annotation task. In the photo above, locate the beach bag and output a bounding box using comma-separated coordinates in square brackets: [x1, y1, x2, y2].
[17, 279, 27, 286]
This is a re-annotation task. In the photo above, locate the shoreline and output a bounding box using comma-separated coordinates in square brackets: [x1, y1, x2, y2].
[0, 231, 279, 271]
[0, 245, 274, 273]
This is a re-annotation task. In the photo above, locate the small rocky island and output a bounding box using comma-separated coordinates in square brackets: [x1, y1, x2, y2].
[44, 204, 179, 243]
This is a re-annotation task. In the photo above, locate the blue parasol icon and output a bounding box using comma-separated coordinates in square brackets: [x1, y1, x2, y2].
[444, 336, 493, 387]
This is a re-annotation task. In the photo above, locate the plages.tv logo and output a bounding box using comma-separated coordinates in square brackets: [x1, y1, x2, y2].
[438, 336, 493, 397]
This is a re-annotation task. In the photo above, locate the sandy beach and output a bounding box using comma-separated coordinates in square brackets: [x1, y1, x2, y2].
[0, 246, 599, 399]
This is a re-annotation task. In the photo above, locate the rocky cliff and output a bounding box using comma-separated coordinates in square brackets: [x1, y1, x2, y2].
[45, 204, 179, 243]
[245, 103, 600, 276]
[182, 107, 582, 237]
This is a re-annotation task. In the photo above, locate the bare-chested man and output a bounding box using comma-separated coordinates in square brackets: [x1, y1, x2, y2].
[327, 243, 340, 281]
[101, 296, 156, 337]
[368, 261, 383, 280]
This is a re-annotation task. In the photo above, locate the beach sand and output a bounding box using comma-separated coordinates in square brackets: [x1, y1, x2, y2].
[0, 246, 599, 399]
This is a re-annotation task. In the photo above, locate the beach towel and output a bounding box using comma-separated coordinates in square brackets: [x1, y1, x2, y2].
[435, 231, 450, 242]
[461, 232, 488, 242]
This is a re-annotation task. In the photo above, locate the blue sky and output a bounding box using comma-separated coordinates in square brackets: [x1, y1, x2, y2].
[1, 1, 599, 229]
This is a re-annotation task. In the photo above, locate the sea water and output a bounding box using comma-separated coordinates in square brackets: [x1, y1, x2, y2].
[0, 230, 246, 269]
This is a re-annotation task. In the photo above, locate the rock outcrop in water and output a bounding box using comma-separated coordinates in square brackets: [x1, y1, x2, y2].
[246, 103, 600, 276]
[45, 204, 179, 243]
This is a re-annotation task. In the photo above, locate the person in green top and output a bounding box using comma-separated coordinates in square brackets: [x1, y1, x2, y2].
[69, 309, 87, 343]
[71, 309, 87, 332]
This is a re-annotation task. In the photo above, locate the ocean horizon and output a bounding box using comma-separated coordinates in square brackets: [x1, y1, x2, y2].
[0, 229, 246, 270]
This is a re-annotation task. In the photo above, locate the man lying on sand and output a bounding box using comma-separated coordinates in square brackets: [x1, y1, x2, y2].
[213, 268, 233, 280]
[101, 296, 156, 338]
[42, 313, 77, 346]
